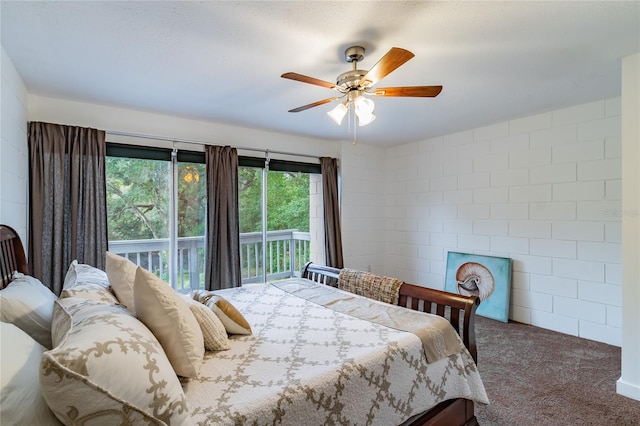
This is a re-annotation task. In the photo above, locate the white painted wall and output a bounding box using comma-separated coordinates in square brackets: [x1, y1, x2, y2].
[381, 98, 623, 346]
[618, 52, 640, 401]
[309, 173, 324, 265]
[340, 141, 385, 273]
[0, 47, 28, 243]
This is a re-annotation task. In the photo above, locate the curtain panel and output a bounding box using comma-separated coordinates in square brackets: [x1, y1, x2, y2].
[320, 157, 344, 269]
[28, 122, 107, 295]
[205, 145, 242, 290]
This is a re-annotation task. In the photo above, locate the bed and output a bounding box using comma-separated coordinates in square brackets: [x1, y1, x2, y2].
[0, 224, 488, 425]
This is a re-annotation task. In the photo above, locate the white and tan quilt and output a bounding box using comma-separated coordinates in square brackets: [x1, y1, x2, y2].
[184, 279, 488, 426]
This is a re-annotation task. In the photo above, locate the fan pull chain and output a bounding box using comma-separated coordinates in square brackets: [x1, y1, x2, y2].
[347, 104, 357, 146]
[353, 112, 358, 146]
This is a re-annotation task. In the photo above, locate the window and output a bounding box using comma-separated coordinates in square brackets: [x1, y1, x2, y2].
[238, 157, 322, 283]
[106, 144, 206, 291]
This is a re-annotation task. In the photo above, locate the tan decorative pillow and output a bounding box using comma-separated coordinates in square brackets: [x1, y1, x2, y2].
[40, 298, 191, 425]
[183, 296, 230, 352]
[134, 267, 204, 377]
[191, 290, 252, 335]
[105, 251, 138, 315]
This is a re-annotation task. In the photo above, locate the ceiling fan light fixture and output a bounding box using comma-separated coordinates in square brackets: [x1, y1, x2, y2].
[327, 102, 348, 125]
[354, 96, 375, 126]
[354, 96, 374, 114]
[357, 112, 376, 126]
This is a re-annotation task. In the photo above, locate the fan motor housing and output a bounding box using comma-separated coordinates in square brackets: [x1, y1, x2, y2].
[337, 70, 368, 89]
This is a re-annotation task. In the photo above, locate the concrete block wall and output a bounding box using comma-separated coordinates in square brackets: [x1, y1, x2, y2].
[383, 98, 622, 346]
[308, 173, 324, 264]
[340, 141, 386, 274]
[0, 47, 29, 243]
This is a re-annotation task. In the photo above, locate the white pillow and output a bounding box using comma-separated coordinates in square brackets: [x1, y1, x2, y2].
[105, 251, 138, 315]
[40, 298, 192, 425]
[181, 295, 230, 352]
[0, 322, 61, 425]
[134, 267, 204, 377]
[0, 273, 56, 348]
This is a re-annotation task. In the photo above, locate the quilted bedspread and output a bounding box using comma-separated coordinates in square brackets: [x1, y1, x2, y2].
[184, 279, 488, 426]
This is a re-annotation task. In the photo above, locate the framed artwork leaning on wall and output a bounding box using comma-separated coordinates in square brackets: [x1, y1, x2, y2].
[445, 251, 512, 323]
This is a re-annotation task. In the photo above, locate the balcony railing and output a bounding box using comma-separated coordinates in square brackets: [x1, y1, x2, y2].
[108, 229, 310, 291]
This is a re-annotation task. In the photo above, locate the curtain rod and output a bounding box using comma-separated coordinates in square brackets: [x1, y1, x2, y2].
[105, 129, 322, 160]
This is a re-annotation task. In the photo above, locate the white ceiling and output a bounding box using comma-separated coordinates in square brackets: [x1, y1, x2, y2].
[1, 1, 638, 147]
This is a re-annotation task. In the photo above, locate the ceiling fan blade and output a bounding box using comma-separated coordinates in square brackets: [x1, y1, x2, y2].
[281, 72, 337, 90]
[372, 86, 443, 97]
[359, 47, 415, 88]
[288, 97, 340, 113]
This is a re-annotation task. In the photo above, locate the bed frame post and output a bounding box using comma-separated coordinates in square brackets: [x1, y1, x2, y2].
[0, 225, 29, 289]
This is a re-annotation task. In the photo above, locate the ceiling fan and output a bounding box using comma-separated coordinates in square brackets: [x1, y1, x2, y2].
[281, 46, 442, 127]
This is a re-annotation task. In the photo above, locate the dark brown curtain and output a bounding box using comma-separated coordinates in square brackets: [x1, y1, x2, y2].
[320, 157, 343, 268]
[28, 122, 107, 295]
[205, 145, 241, 290]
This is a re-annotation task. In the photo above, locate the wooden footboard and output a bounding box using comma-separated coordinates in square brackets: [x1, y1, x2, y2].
[301, 262, 480, 426]
[398, 282, 479, 362]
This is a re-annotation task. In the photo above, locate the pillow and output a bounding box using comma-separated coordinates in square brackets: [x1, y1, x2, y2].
[191, 290, 252, 335]
[60, 282, 119, 304]
[40, 298, 191, 425]
[63, 260, 110, 290]
[61, 260, 119, 304]
[0, 273, 56, 348]
[1, 322, 61, 425]
[105, 251, 138, 315]
[134, 267, 204, 377]
[181, 295, 230, 352]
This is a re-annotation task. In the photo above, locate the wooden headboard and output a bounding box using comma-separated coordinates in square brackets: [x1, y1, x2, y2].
[0, 225, 29, 289]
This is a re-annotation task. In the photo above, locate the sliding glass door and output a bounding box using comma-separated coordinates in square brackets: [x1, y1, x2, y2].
[238, 158, 321, 283]
[106, 145, 322, 287]
[105, 145, 206, 291]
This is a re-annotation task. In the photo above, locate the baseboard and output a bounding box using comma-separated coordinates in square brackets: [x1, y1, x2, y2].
[616, 377, 640, 401]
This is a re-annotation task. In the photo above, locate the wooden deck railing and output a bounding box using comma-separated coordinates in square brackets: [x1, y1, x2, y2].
[108, 230, 310, 290]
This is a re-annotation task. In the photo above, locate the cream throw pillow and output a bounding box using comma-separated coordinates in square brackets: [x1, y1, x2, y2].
[61, 260, 119, 304]
[63, 260, 109, 290]
[182, 296, 230, 351]
[60, 283, 119, 304]
[105, 251, 138, 315]
[40, 298, 191, 425]
[191, 290, 252, 335]
[134, 267, 204, 377]
[1, 322, 61, 425]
